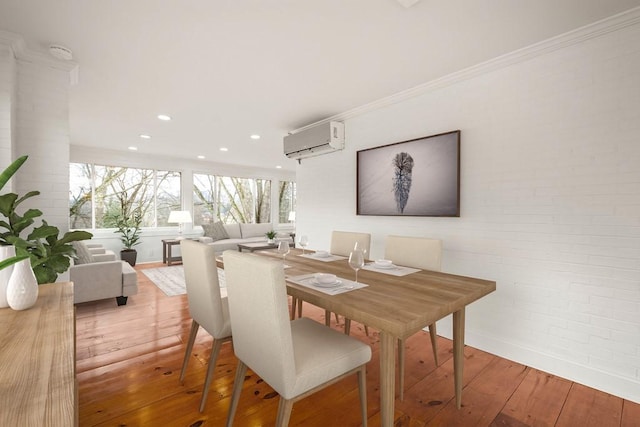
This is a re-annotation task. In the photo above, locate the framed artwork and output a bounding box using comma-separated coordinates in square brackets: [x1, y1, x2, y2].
[357, 130, 460, 217]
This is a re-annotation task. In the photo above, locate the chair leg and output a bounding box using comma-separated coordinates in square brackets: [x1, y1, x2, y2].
[199, 338, 225, 412]
[398, 338, 405, 401]
[179, 320, 199, 383]
[364, 325, 369, 336]
[428, 323, 439, 366]
[344, 318, 351, 335]
[290, 297, 297, 320]
[276, 397, 294, 427]
[358, 365, 368, 427]
[334, 312, 340, 323]
[225, 360, 248, 427]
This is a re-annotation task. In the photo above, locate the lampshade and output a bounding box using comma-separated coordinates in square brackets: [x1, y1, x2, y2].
[168, 210, 192, 224]
[288, 211, 296, 221]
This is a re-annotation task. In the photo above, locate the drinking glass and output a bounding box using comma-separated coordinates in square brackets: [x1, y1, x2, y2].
[277, 240, 290, 263]
[299, 235, 309, 254]
[348, 249, 365, 284]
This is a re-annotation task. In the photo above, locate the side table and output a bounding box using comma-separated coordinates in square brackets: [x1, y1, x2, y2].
[162, 238, 195, 265]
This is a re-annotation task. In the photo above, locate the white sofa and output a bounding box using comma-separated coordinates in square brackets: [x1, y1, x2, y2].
[198, 223, 291, 253]
[70, 241, 138, 305]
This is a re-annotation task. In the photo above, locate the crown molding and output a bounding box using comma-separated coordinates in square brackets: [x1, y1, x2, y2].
[292, 5, 640, 133]
[0, 30, 79, 85]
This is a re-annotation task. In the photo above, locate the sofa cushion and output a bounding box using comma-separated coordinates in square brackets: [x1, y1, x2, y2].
[72, 241, 94, 265]
[224, 223, 242, 239]
[240, 223, 273, 238]
[202, 221, 230, 241]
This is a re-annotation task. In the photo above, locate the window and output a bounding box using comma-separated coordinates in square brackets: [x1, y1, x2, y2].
[69, 163, 181, 229]
[279, 181, 296, 224]
[193, 174, 271, 225]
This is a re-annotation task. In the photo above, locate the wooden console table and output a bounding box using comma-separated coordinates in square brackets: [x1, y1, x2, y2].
[0, 282, 76, 426]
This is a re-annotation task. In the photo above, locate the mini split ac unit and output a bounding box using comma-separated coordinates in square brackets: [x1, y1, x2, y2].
[284, 121, 345, 160]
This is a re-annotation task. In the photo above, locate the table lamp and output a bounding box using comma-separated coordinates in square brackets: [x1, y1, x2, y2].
[168, 210, 192, 239]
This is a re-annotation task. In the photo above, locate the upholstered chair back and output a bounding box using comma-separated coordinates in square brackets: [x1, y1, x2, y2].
[222, 250, 296, 395]
[384, 235, 442, 271]
[181, 240, 230, 339]
[330, 231, 371, 257]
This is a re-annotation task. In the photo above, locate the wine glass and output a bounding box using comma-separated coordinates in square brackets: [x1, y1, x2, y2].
[348, 249, 365, 284]
[277, 240, 290, 263]
[299, 235, 309, 254]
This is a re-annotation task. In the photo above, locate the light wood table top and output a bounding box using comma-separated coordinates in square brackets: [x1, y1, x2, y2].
[252, 248, 496, 427]
[0, 282, 76, 426]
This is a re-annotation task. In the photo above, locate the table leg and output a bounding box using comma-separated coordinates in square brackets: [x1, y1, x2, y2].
[379, 331, 395, 427]
[167, 243, 173, 266]
[453, 308, 465, 409]
[162, 242, 167, 264]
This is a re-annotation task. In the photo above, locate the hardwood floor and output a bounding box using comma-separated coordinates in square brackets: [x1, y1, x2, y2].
[76, 263, 640, 426]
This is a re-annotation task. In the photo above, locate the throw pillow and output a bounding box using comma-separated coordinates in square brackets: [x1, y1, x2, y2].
[202, 221, 229, 241]
[72, 241, 94, 265]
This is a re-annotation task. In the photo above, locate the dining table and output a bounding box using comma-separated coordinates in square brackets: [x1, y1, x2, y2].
[245, 248, 496, 427]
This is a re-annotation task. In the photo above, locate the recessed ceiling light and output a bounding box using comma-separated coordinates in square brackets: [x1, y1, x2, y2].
[275, 165, 282, 169]
[139, 134, 151, 139]
[250, 134, 260, 140]
[157, 114, 171, 121]
[128, 146, 138, 151]
[197, 155, 205, 159]
[220, 147, 228, 152]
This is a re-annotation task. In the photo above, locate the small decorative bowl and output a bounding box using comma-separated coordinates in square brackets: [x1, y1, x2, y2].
[375, 259, 393, 268]
[314, 273, 337, 284]
[314, 250, 329, 258]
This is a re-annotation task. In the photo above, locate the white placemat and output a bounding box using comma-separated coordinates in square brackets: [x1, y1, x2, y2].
[362, 263, 420, 276]
[297, 253, 348, 262]
[287, 274, 368, 295]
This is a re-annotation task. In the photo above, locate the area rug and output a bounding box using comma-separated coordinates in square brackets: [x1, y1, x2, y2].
[142, 265, 226, 297]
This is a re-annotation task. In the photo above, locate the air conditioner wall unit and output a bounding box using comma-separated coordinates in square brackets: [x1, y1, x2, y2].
[284, 121, 344, 160]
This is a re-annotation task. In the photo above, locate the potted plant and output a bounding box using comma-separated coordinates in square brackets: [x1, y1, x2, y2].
[113, 194, 142, 266]
[265, 230, 277, 244]
[0, 155, 92, 283]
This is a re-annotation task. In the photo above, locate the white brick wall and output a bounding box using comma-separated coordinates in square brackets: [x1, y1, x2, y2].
[0, 45, 15, 170]
[297, 15, 640, 401]
[14, 59, 71, 233]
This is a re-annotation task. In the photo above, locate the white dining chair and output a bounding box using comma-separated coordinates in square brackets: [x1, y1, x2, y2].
[291, 231, 372, 329]
[222, 250, 371, 427]
[327, 230, 372, 331]
[385, 235, 442, 400]
[179, 240, 233, 412]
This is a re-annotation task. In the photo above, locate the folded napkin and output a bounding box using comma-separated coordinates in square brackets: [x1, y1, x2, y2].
[362, 263, 420, 277]
[287, 274, 368, 295]
[297, 253, 347, 262]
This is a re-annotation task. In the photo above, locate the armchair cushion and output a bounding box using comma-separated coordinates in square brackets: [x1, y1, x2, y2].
[72, 241, 94, 265]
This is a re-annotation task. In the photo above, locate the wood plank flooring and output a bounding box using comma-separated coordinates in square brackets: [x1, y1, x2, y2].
[75, 263, 640, 426]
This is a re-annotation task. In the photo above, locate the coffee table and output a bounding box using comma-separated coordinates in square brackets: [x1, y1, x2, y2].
[237, 241, 292, 252]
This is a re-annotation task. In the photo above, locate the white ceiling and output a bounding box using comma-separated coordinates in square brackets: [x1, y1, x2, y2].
[2, 0, 640, 172]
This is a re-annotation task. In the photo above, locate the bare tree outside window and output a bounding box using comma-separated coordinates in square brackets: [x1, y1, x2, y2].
[193, 174, 271, 225]
[279, 181, 296, 223]
[69, 163, 182, 229]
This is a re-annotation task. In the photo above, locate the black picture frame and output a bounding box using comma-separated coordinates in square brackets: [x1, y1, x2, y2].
[356, 130, 460, 217]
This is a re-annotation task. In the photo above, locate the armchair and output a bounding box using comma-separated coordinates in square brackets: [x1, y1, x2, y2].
[70, 241, 138, 305]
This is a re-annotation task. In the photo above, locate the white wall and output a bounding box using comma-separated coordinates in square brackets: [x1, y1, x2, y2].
[296, 12, 640, 402]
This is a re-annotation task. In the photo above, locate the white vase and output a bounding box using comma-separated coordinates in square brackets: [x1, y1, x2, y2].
[6, 259, 39, 311]
[0, 245, 16, 308]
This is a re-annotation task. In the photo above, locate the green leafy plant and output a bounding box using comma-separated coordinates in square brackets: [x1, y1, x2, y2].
[266, 230, 277, 240]
[113, 194, 142, 250]
[0, 155, 92, 283]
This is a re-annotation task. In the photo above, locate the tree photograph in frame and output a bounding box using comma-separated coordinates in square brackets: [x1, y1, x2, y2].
[357, 130, 460, 217]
